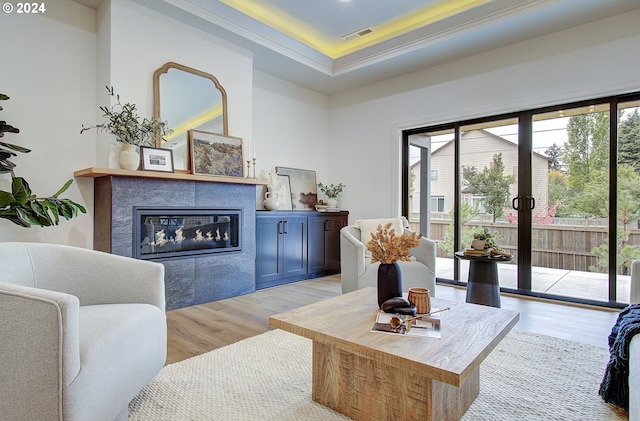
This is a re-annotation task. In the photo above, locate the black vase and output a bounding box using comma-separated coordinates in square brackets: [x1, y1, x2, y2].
[377, 263, 403, 308]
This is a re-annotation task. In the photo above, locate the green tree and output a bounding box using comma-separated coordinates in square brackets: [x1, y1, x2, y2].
[548, 170, 570, 216]
[462, 153, 516, 223]
[570, 167, 609, 217]
[562, 112, 610, 216]
[618, 109, 640, 171]
[440, 202, 482, 257]
[563, 113, 609, 190]
[544, 143, 563, 171]
[590, 166, 640, 274]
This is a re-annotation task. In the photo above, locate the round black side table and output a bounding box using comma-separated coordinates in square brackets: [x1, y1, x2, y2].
[454, 251, 513, 308]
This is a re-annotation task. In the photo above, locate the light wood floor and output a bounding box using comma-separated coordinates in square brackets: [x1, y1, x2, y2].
[166, 275, 620, 365]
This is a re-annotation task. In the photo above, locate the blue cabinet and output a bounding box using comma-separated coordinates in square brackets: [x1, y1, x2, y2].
[256, 211, 348, 289]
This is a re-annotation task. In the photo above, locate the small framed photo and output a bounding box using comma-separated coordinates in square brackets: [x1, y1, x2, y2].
[140, 146, 174, 173]
[189, 129, 244, 177]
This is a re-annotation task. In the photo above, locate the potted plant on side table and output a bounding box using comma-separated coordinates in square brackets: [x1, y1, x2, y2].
[81, 86, 171, 170]
[317, 182, 345, 209]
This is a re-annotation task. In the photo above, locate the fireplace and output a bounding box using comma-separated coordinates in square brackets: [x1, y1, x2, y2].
[133, 207, 241, 260]
[89, 174, 259, 310]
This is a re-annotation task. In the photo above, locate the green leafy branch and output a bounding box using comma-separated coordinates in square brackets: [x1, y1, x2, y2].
[1, 93, 86, 227]
[0, 177, 85, 227]
[317, 182, 345, 198]
[80, 86, 171, 146]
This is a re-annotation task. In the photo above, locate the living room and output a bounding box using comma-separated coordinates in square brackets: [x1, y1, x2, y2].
[2, 0, 640, 420]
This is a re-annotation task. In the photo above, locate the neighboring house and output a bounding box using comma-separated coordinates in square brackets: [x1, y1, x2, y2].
[411, 129, 551, 218]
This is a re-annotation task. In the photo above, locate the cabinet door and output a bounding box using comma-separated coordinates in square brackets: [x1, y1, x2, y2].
[308, 216, 328, 274]
[281, 215, 308, 278]
[326, 214, 348, 272]
[256, 216, 283, 285]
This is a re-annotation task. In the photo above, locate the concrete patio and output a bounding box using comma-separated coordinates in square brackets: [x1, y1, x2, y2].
[436, 257, 631, 305]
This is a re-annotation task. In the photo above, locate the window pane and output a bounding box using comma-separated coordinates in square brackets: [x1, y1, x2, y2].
[617, 100, 640, 304]
[458, 119, 518, 287]
[531, 104, 610, 301]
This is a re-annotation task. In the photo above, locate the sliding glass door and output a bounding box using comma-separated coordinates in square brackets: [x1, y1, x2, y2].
[529, 104, 611, 301]
[403, 92, 640, 308]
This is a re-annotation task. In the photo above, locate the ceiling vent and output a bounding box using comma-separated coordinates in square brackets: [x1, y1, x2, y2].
[342, 27, 373, 41]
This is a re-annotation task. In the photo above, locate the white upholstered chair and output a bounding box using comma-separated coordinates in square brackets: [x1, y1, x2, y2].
[0, 242, 167, 421]
[340, 217, 436, 296]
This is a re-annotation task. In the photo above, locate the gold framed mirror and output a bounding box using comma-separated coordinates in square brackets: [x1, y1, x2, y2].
[153, 62, 228, 171]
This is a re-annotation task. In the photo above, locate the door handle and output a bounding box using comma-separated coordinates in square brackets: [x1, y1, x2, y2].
[527, 196, 536, 211]
[278, 220, 283, 235]
[283, 220, 288, 234]
[324, 220, 333, 232]
[512, 197, 519, 211]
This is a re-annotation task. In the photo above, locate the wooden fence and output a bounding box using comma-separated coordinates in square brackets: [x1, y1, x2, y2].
[413, 219, 640, 273]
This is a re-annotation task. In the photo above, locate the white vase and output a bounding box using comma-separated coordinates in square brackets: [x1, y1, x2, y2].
[327, 197, 338, 208]
[263, 190, 280, 211]
[119, 144, 140, 170]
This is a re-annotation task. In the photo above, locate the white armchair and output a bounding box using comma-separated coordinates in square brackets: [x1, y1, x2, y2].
[340, 218, 436, 296]
[0, 242, 167, 421]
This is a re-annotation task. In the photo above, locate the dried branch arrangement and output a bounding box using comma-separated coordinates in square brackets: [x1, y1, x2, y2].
[366, 222, 422, 264]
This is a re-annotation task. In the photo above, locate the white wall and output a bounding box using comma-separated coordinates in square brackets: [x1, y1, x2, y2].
[252, 71, 330, 207]
[329, 9, 640, 222]
[0, 0, 96, 245]
[104, 0, 254, 168]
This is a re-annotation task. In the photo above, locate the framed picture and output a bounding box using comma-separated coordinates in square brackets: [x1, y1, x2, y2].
[276, 167, 317, 211]
[275, 174, 293, 211]
[189, 129, 244, 177]
[140, 146, 174, 173]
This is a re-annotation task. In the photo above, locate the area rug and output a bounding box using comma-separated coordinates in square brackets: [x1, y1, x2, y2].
[129, 329, 627, 420]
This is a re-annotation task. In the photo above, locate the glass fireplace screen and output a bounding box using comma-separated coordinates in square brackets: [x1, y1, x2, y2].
[133, 207, 241, 260]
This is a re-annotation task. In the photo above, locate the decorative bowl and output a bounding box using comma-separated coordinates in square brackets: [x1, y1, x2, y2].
[315, 204, 328, 212]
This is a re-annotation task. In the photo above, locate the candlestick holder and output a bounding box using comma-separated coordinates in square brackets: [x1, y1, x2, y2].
[246, 160, 251, 178]
[251, 158, 257, 179]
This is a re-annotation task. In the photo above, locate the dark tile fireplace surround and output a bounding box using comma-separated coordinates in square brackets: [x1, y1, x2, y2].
[92, 174, 258, 310]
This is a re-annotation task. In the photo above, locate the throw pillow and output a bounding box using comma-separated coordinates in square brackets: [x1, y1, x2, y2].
[355, 217, 406, 257]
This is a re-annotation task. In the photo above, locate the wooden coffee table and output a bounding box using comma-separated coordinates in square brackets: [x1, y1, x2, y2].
[269, 287, 519, 421]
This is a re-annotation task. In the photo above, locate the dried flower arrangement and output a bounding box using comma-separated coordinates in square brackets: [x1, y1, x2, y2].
[366, 222, 422, 264]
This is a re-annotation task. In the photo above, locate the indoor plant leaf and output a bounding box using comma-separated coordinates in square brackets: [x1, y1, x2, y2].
[29, 200, 49, 219]
[0, 210, 30, 227]
[43, 199, 60, 224]
[0, 190, 15, 208]
[11, 177, 31, 204]
[16, 207, 44, 226]
[0, 141, 30, 153]
[0, 162, 15, 174]
[52, 179, 73, 198]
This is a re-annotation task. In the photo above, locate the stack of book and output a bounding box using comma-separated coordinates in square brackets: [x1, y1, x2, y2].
[463, 248, 489, 257]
